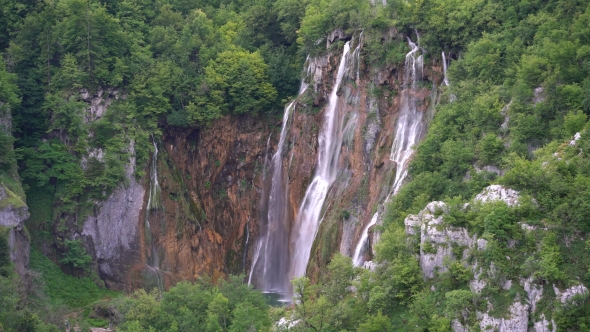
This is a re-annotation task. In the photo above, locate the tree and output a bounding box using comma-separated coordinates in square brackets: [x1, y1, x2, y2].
[536, 233, 566, 282]
[196, 49, 277, 118]
[229, 302, 270, 332]
[324, 253, 354, 303]
[59, 239, 92, 271]
[357, 311, 392, 332]
[205, 293, 229, 332]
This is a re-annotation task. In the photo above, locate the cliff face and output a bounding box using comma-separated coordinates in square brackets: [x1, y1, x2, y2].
[78, 32, 445, 290]
[0, 112, 30, 278]
[287, 37, 442, 281]
[405, 185, 588, 331]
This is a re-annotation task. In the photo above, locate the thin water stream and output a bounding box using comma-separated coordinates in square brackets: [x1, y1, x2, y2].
[353, 37, 426, 267]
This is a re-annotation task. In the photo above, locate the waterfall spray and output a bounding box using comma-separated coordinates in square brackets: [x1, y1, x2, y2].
[248, 77, 309, 294]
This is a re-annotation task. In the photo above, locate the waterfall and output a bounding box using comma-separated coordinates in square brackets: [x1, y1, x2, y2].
[442, 52, 450, 87]
[352, 211, 379, 266]
[289, 42, 352, 282]
[262, 133, 272, 181]
[389, 37, 424, 194]
[442, 51, 456, 102]
[249, 101, 296, 294]
[242, 219, 250, 273]
[144, 137, 164, 295]
[249, 70, 310, 293]
[146, 138, 161, 212]
[352, 37, 426, 267]
[352, 32, 363, 82]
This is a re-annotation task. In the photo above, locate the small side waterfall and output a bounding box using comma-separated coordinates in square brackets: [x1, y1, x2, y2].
[352, 211, 379, 266]
[352, 37, 426, 267]
[146, 139, 162, 212]
[442, 51, 456, 102]
[289, 42, 352, 282]
[145, 137, 164, 295]
[442, 52, 450, 87]
[389, 37, 424, 194]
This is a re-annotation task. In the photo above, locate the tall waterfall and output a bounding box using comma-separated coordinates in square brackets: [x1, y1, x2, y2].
[145, 137, 164, 295]
[248, 100, 297, 294]
[248, 61, 311, 293]
[389, 37, 424, 194]
[352, 37, 426, 267]
[289, 42, 352, 282]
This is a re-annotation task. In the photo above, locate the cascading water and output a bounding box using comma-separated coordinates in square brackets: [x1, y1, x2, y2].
[389, 37, 424, 194]
[442, 51, 456, 102]
[352, 37, 426, 267]
[442, 52, 450, 87]
[248, 60, 311, 293]
[144, 137, 164, 295]
[249, 100, 297, 295]
[352, 211, 379, 266]
[146, 139, 161, 213]
[289, 42, 352, 282]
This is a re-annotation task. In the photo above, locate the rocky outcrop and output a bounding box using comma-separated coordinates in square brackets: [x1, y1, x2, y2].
[0, 112, 30, 278]
[1, 185, 30, 277]
[405, 201, 471, 278]
[406, 185, 588, 331]
[81, 88, 119, 123]
[82, 149, 145, 289]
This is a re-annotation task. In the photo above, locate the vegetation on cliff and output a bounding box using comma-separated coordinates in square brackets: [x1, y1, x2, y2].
[1, 0, 590, 330]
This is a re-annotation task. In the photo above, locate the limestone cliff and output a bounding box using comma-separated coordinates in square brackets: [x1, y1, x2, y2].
[405, 185, 588, 331]
[0, 111, 30, 278]
[73, 31, 446, 291]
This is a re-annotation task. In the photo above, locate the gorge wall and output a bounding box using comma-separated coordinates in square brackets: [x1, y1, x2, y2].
[82, 31, 445, 291]
[71, 30, 446, 291]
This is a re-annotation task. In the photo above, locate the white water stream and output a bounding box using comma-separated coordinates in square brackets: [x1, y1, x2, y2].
[289, 42, 352, 281]
[352, 37, 426, 267]
[389, 37, 424, 194]
[249, 74, 309, 294]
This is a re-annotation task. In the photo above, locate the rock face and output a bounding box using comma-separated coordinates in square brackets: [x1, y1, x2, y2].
[406, 185, 587, 331]
[0, 187, 30, 277]
[68, 31, 445, 290]
[135, 116, 275, 287]
[82, 157, 145, 289]
[0, 112, 30, 277]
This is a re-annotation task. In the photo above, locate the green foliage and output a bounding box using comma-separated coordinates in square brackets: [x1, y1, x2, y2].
[59, 240, 92, 272]
[29, 249, 118, 308]
[0, 61, 20, 169]
[116, 277, 271, 332]
[197, 49, 277, 117]
[0, 230, 10, 277]
[536, 233, 566, 282]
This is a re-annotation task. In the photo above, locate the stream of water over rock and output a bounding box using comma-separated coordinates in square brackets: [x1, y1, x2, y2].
[353, 37, 426, 267]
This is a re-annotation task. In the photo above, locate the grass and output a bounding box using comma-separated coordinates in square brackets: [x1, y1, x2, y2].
[0, 183, 26, 210]
[29, 249, 119, 308]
